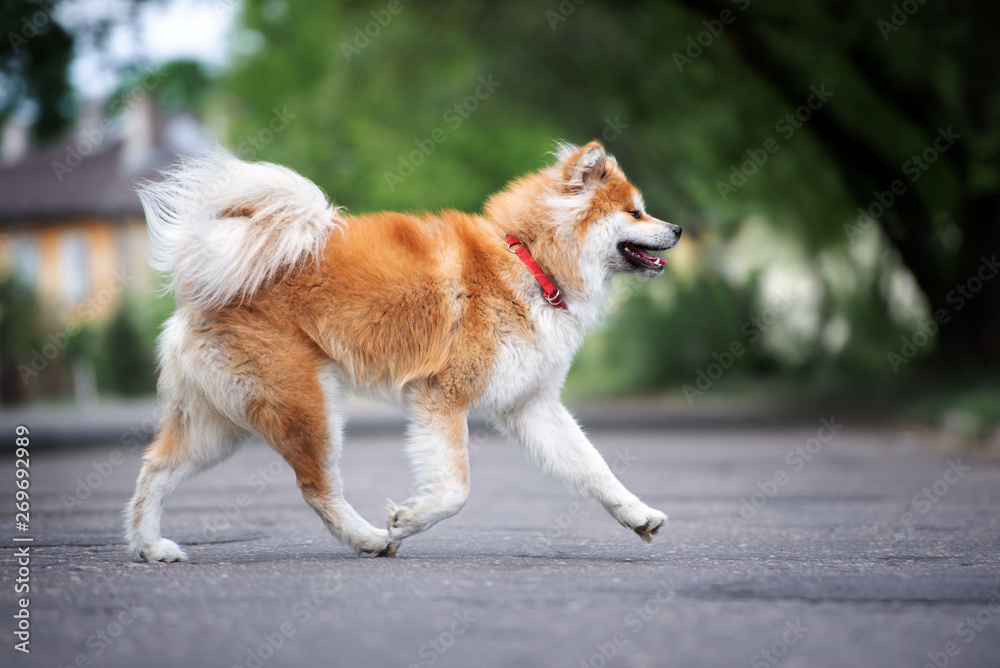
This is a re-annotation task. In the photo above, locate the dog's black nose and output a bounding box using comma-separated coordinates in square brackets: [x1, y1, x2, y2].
[670, 224, 682, 238]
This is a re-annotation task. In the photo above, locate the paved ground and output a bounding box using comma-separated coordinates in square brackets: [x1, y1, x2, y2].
[2, 412, 999, 668]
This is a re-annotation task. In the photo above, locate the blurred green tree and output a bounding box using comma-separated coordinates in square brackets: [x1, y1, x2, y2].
[670, 0, 1000, 367]
[109, 58, 215, 116]
[97, 303, 156, 396]
[5, 0, 995, 400]
[223, 0, 997, 376]
[0, 0, 75, 142]
[0, 0, 155, 143]
[0, 273, 44, 404]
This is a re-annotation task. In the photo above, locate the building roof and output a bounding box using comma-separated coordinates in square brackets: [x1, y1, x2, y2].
[0, 138, 174, 226]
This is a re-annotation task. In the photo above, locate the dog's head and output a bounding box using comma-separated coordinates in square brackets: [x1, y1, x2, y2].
[550, 141, 681, 279]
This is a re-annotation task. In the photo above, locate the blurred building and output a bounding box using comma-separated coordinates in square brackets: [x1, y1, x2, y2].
[0, 98, 204, 313]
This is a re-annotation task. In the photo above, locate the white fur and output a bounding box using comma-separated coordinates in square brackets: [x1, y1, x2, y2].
[125, 407, 247, 561]
[157, 310, 259, 430]
[386, 400, 471, 542]
[138, 148, 343, 309]
[497, 390, 666, 532]
[473, 277, 667, 540]
[126, 309, 253, 561]
[472, 144, 674, 540]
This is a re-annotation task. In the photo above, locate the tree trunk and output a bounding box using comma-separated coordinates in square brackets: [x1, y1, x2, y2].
[935, 192, 1000, 365]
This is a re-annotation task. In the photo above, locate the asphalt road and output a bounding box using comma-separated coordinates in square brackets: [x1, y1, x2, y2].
[2, 416, 999, 668]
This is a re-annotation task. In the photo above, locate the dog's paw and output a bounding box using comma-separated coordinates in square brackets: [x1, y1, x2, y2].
[362, 540, 401, 557]
[385, 498, 419, 541]
[136, 538, 187, 562]
[356, 527, 400, 558]
[612, 503, 668, 543]
[630, 511, 667, 543]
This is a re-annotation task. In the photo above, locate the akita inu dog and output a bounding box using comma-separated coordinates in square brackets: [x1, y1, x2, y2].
[127, 141, 680, 561]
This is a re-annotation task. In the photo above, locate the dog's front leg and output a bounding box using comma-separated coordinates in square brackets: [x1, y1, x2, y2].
[387, 403, 470, 544]
[499, 392, 666, 542]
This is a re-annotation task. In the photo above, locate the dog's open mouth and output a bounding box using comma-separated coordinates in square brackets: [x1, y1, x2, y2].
[619, 242, 668, 270]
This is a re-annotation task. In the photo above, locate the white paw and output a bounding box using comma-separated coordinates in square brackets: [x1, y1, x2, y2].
[355, 528, 399, 558]
[136, 538, 188, 562]
[385, 498, 421, 542]
[613, 503, 668, 543]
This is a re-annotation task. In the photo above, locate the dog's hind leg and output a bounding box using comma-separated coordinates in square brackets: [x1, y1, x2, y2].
[386, 392, 470, 543]
[126, 406, 246, 562]
[249, 362, 394, 556]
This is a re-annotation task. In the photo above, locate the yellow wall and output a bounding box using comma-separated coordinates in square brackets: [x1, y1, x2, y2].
[1, 216, 153, 320]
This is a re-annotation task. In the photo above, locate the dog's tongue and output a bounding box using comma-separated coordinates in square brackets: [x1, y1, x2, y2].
[625, 243, 667, 267]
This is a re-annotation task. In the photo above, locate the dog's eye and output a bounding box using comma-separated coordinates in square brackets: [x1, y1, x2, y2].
[629, 210, 642, 220]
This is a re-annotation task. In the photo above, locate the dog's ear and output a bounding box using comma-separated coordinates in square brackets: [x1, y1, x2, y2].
[565, 141, 607, 191]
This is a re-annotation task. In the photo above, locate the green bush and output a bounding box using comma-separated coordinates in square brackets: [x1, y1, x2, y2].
[95, 304, 156, 396]
[568, 273, 766, 397]
[0, 275, 45, 404]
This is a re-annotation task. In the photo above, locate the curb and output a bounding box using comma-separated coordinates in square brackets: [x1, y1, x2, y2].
[0, 398, 810, 450]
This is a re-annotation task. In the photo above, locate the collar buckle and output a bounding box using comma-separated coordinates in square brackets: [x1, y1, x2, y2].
[504, 234, 568, 311]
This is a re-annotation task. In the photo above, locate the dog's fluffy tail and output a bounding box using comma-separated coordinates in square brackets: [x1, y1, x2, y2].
[138, 149, 342, 309]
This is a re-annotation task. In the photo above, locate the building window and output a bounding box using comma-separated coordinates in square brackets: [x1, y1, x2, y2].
[60, 232, 90, 303]
[10, 237, 39, 288]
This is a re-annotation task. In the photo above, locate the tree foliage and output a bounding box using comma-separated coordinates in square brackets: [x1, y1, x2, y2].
[1, 0, 74, 141]
[1, 0, 157, 142]
[6, 0, 997, 399]
[219, 0, 997, 387]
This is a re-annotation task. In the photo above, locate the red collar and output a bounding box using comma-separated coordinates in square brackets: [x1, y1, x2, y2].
[505, 234, 568, 310]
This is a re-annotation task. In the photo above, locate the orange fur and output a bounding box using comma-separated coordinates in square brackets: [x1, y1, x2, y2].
[258, 209, 531, 407]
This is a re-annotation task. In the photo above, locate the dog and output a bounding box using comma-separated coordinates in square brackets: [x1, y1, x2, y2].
[126, 140, 681, 561]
